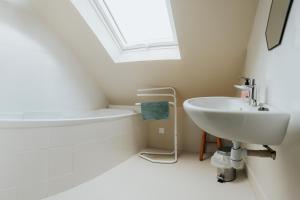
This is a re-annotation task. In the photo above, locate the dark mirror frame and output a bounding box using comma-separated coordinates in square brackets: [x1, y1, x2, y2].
[265, 0, 294, 51]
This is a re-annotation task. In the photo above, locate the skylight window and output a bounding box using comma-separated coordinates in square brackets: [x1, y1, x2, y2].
[71, 0, 181, 62]
[97, 0, 177, 50]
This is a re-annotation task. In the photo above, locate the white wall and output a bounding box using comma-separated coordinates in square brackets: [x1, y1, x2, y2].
[0, 115, 147, 200]
[0, 1, 107, 112]
[147, 107, 222, 153]
[29, 0, 258, 153]
[243, 0, 300, 200]
[29, 0, 258, 105]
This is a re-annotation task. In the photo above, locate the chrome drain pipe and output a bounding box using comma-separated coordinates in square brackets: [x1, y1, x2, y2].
[247, 145, 276, 160]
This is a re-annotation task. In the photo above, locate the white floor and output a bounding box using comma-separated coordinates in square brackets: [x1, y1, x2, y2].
[43, 153, 256, 200]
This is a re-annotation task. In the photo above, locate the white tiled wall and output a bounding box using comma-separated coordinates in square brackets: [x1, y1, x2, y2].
[0, 115, 147, 200]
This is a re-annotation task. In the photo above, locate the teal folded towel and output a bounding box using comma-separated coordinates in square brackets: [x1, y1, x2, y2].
[141, 101, 169, 120]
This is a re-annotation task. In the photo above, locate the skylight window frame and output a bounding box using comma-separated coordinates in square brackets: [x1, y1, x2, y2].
[90, 0, 179, 52]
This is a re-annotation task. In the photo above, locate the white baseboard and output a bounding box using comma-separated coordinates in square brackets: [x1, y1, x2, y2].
[246, 164, 269, 200]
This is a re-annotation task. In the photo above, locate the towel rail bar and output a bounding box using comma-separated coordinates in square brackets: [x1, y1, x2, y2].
[135, 87, 178, 164]
[136, 94, 175, 97]
[137, 87, 176, 93]
[135, 102, 175, 106]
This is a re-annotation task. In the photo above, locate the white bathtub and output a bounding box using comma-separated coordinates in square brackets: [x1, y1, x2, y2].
[0, 107, 137, 128]
[0, 106, 147, 200]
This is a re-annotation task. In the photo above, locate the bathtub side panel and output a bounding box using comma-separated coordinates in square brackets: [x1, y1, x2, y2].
[0, 115, 147, 200]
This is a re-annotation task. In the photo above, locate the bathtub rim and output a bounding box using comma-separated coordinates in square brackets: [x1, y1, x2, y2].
[0, 106, 140, 129]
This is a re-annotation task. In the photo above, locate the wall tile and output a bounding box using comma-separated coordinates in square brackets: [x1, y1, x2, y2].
[15, 130, 49, 152]
[16, 150, 48, 186]
[0, 187, 17, 200]
[0, 154, 18, 189]
[48, 146, 73, 179]
[16, 181, 48, 200]
[48, 174, 73, 197]
[72, 140, 105, 185]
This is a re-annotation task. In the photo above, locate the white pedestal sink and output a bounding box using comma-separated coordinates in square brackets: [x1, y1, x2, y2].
[183, 97, 290, 145]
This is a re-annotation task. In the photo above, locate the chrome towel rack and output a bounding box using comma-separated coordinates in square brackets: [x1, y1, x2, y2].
[135, 87, 178, 164]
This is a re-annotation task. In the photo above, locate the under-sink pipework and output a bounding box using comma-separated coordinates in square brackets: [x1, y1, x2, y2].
[247, 145, 276, 160]
[230, 141, 277, 169]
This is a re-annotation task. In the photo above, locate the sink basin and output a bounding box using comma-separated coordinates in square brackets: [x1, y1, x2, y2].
[183, 97, 290, 145]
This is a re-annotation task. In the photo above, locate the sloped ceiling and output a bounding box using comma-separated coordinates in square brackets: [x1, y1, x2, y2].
[29, 0, 258, 105]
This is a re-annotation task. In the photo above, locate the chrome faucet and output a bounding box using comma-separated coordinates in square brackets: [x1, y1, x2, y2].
[235, 77, 258, 106]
